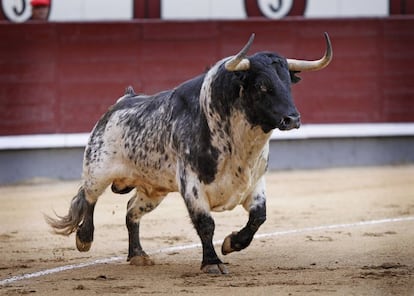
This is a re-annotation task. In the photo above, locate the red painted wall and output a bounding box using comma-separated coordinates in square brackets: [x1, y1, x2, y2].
[0, 17, 413, 135]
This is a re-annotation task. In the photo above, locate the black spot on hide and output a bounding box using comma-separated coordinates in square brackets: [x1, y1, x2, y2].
[192, 186, 199, 199]
[189, 114, 219, 184]
[179, 172, 187, 195]
[170, 75, 220, 185]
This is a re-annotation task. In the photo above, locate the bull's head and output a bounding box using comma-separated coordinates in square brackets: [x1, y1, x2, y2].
[223, 33, 332, 133]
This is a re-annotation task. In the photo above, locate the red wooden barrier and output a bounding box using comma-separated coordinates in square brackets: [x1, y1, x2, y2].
[0, 17, 413, 135]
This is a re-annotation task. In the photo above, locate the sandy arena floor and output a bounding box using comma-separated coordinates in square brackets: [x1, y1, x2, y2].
[0, 165, 414, 295]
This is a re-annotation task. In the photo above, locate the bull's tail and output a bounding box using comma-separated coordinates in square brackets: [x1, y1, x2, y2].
[44, 187, 88, 236]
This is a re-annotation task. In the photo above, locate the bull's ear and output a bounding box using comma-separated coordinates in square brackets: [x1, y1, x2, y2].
[290, 71, 301, 84]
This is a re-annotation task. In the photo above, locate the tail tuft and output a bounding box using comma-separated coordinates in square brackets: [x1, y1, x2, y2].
[44, 188, 88, 236]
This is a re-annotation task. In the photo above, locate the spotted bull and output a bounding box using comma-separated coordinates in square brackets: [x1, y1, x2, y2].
[46, 33, 332, 274]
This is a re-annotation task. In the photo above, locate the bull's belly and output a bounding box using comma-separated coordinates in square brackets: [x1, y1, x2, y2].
[113, 165, 178, 198]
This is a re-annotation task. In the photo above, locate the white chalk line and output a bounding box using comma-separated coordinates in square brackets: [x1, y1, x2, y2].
[1, 216, 414, 286]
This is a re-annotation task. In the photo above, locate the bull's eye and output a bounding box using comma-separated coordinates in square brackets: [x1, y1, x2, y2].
[260, 84, 268, 92]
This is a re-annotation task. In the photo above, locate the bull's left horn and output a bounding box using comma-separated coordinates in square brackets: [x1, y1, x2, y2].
[225, 33, 255, 72]
[287, 32, 333, 72]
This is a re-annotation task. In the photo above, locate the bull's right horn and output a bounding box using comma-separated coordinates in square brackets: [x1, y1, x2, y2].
[225, 33, 255, 72]
[287, 32, 333, 72]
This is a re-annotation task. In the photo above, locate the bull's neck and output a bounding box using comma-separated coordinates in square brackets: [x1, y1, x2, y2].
[228, 109, 271, 158]
[202, 105, 271, 165]
[199, 64, 271, 162]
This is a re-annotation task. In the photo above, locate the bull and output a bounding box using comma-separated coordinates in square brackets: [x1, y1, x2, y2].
[46, 33, 332, 274]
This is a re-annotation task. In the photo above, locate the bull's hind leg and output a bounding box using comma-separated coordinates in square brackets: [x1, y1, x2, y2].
[45, 185, 101, 252]
[221, 180, 267, 255]
[126, 189, 165, 266]
[75, 188, 97, 252]
[45, 172, 111, 252]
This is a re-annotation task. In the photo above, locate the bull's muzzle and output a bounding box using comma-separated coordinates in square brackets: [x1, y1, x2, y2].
[279, 115, 301, 130]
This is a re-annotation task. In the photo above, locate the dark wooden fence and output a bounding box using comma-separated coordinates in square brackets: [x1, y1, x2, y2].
[1, 17, 413, 135]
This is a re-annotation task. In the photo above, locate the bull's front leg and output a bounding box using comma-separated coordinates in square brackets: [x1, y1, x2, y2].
[189, 207, 228, 274]
[179, 171, 227, 274]
[221, 178, 267, 255]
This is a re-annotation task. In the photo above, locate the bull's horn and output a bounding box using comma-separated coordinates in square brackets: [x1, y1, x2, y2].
[225, 33, 255, 72]
[287, 32, 333, 72]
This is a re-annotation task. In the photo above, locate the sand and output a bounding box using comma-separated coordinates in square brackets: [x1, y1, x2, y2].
[1, 165, 414, 295]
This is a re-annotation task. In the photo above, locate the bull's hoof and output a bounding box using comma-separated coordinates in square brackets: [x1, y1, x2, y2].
[129, 255, 155, 266]
[76, 235, 92, 252]
[221, 232, 238, 255]
[201, 263, 228, 274]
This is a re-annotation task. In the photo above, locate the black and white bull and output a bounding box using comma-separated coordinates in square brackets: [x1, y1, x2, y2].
[46, 33, 332, 274]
